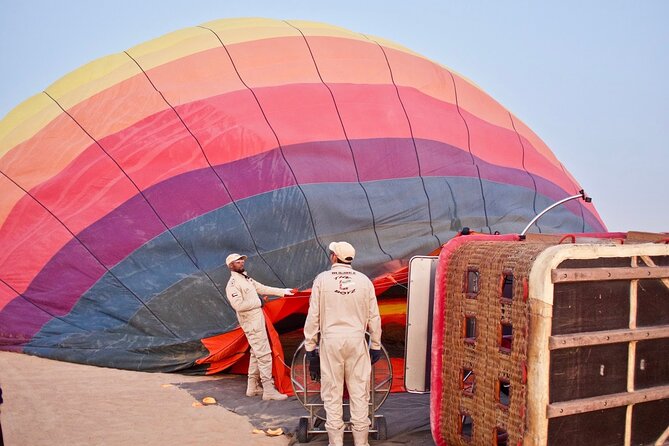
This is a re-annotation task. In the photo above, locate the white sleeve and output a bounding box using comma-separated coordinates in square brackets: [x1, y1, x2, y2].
[367, 280, 382, 350]
[253, 279, 288, 297]
[303, 276, 322, 352]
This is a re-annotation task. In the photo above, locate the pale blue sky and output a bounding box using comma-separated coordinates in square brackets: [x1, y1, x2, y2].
[1, 0, 667, 232]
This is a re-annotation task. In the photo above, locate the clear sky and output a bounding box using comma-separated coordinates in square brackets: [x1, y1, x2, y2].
[1, 0, 667, 233]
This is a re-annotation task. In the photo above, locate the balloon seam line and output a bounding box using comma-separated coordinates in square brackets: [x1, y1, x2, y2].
[202, 25, 328, 263]
[0, 168, 124, 334]
[125, 51, 292, 303]
[369, 36, 442, 247]
[447, 72, 491, 233]
[42, 90, 185, 340]
[284, 21, 393, 261]
[123, 49, 286, 287]
[200, 25, 330, 272]
[0, 268, 89, 335]
[509, 112, 542, 234]
[556, 159, 587, 231]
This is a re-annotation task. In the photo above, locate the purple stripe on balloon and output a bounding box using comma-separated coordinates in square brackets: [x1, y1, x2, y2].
[144, 168, 232, 228]
[350, 138, 420, 182]
[414, 138, 477, 177]
[214, 148, 296, 201]
[0, 175, 604, 344]
[77, 196, 165, 267]
[78, 168, 232, 267]
[0, 297, 47, 345]
[22, 137, 593, 286]
[282, 139, 358, 184]
[0, 138, 600, 336]
[478, 163, 535, 190]
[0, 237, 105, 342]
[25, 238, 106, 314]
[414, 138, 569, 204]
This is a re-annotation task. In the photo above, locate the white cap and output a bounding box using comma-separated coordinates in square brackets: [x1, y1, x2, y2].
[328, 241, 355, 263]
[225, 253, 247, 265]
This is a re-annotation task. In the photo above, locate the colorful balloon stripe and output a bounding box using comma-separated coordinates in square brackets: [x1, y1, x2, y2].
[0, 18, 605, 373]
[1, 132, 594, 301]
[2, 82, 590, 239]
[1, 176, 598, 353]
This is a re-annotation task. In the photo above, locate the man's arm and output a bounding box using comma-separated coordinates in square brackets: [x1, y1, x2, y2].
[367, 280, 382, 350]
[253, 279, 291, 298]
[303, 277, 322, 352]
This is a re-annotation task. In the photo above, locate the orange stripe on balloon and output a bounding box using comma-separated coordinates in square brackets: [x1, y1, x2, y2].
[58, 74, 169, 148]
[460, 107, 526, 171]
[135, 46, 247, 107]
[451, 72, 512, 130]
[300, 35, 393, 85]
[1, 79, 591, 266]
[225, 36, 321, 88]
[0, 112, 97, 192]
[3, 35, 567, 204]
[382, 44, 458, 105]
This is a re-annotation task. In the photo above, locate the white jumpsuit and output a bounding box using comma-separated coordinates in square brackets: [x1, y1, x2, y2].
[303, 263, 382, 443]
[225, 271, 286, 387]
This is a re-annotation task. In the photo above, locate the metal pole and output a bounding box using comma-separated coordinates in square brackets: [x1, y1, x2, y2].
[520, 189, 591, 237]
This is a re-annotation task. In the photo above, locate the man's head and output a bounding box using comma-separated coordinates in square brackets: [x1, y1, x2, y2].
[226, 253, 247, 273]
[328, 241, 355, 264]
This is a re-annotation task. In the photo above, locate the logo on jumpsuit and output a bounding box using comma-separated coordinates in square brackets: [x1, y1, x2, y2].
[334, 274, 356, 295]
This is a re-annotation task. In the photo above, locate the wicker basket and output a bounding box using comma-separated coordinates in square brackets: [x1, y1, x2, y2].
[430, 235, 669, 446]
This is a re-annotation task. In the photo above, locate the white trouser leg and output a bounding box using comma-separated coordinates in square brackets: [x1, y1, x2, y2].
[247, 351, 259, 379]
[242, 311, 273, 384]
[345, 338, 371, 432]
[241, 310, 286, 400]
[245, 351, 262, 396]
[351, 428, 370, 446]
[320, 338, 346, 432]
[321, 337, 371, 433]
[326, 426, 345, 446]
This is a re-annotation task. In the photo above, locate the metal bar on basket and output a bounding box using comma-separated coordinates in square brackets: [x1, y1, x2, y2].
[520, 190, 591, 237]
[302, 353, 308, 403]
[370, 361, 377, 431]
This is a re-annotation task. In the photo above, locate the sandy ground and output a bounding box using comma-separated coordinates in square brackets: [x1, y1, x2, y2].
[0, 351, 290, 446]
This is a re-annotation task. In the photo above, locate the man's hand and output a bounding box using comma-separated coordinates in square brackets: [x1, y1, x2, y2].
[306, 350, 320, 382]
[370, 348, 382, 365]
[283, 288, 296, 296]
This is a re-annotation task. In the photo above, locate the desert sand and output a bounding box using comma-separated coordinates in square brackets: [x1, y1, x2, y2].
[0, 351, 289, 446]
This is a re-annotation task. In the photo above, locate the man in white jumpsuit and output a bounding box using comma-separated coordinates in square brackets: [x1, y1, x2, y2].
[225, 253, 293, 401]
[303, 242, 382, 446]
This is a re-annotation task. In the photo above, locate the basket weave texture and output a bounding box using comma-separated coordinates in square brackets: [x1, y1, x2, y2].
[439, 241, 549, 445]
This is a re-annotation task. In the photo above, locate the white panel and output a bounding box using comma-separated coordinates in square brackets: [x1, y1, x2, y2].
[404, 255, 438, 393]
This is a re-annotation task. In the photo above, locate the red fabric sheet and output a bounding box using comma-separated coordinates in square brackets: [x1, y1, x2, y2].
[200, 267, 413, 393]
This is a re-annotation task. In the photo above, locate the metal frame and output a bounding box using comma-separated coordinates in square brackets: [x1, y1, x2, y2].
[520, 189, 591, 237]
[291, 339, 392, 442]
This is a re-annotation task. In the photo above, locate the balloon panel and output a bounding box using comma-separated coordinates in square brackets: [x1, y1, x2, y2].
[0, 18, 605, 372]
